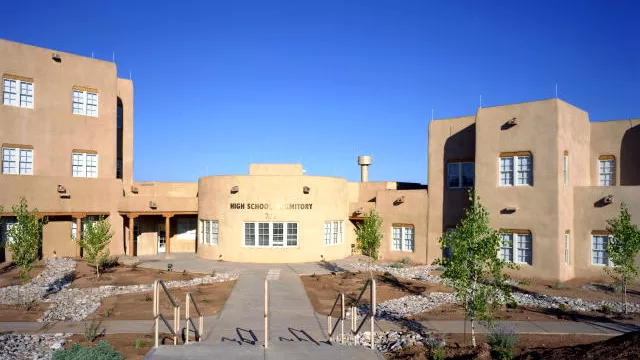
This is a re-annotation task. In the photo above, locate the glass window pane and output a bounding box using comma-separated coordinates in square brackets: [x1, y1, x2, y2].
[392, 227, 402, 251]
[286, 223, 297, 246]
[404, 227, 414, 251]
[244, 223, 255, 246]
[258, 223, 269, 246]
[461, 162, 474, 187]
[447, 163, 460, 188]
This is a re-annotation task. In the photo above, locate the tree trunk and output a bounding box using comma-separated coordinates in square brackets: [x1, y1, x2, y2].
[623, 276, 627, 314]
[470, 281, 477, 347]
[471, 317, 476, 348]
[96, 262, 100, 278]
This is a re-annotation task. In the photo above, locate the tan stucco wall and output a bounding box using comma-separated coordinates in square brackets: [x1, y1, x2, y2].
[590, 120, 640, 186]
[197, 175, 353, 263]
[117, 78, 134, 185]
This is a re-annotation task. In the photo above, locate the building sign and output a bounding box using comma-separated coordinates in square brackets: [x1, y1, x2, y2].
[230, 203, 313, 210]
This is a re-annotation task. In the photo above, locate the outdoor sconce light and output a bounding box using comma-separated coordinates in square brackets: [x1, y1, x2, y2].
[393, 196, 405, 205]
[52, 53, 62, 62]
[604, 195, 614, 205]
[57, 184, 66, 193]
[218, 254, 223, 262]
[320, 254, 325, 262]
[231, 186, 239, 194]
[507, 117, 518, 126]
[149, 201, 158, 209]
[131, 186, 139, 194]
[167, 263, 173, 272]
[353, 207, 364, 216]
[303, 186, 310, 194]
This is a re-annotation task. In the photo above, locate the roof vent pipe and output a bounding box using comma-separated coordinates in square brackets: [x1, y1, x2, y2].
[358, 155, 372, 182]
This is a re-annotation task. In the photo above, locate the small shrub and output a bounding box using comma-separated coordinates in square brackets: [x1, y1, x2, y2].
[389, 262, 404, 269]
[83, 319, 103, 343]
[202, 298, 210, 303]
[557, 303, 568, 312]
[134, 339, 147, 350]
[601, 304, 612, 314]
[552, 280, 565, 289]
[18, 300, 36, 311]
[210, 270, 216, 277]
[518, 278, 532, 286]
[130, 264, 138, 271]
[53, 340, 124, 360]
[102, 308, 113, 318]
[423, 332, 446, 360]
[144, 293, 152, 302]
[612, 281, 624, 294]
[400, 257, 412, 265]
[506, 301, 518, 309]
[101, 256, 119, 270]
[487, 325, 517, 360]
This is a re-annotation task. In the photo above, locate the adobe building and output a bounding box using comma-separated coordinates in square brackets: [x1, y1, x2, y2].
[1, 39, 639, 280]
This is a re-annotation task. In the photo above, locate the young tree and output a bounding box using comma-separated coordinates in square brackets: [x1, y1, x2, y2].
[355, 209, 383, 260]
[79, 217, 113, 278]
[2, 198, 46, 280]
[605, 203, 640, 314]
[433, 191, 515, 347]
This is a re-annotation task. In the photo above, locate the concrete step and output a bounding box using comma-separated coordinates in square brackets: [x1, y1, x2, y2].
[144, 340, 383, 360]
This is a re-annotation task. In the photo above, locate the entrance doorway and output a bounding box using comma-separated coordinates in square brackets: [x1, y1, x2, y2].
[158, 223, 166, 253]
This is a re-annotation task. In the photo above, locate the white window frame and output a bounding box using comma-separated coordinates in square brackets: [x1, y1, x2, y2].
[564, 232, 570, 264]
[391, 226, 414, 252]
[499, 155, 532, 186]
[591, 234, 612, 266]
[2, 147, 33, 175]
[199, 220, 219, 245]
[563, 154, 569, 186]
[72, 89, 99, 117]
[71, 219, 78, 241]
[3, 78, 34, 108]
[244, 222, 298, 248]
[71, 152, 98, 178]
[598, 159, 615, 186]
[499, 232, 532, 265]
[1, 218, 17, 245]
[447, 162, 474, 189]
[324, 221, 343, 245]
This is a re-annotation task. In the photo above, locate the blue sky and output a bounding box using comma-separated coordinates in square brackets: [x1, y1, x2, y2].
[2, 1, 638, 183]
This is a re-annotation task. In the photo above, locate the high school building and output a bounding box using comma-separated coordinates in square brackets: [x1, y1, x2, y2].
[1, 39, 638, 280]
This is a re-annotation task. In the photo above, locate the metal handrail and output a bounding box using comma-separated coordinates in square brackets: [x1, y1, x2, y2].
[153, 279, 180, 347]
[185, 292, 204, 344]
[350, 278, 376, 350]
[327, 293, 345, 343]
[264, 279, 269, 349]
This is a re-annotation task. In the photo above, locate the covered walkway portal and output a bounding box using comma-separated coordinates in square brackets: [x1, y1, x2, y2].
[120, 211, 197, 257]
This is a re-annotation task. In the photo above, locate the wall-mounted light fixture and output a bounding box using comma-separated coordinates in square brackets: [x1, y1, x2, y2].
[57, 184, 66, 193]
[604, 194, 614, 205]
[52, 53, 62, 62]
[131, 186, 139, 194]
[303, 186, 310, 194]
[149, 201, 158, 209]
[231, 186, 239, 194]
[507, 117, 518, 126]
[501, 206, 517, 214]
[393, 196, 405, 206]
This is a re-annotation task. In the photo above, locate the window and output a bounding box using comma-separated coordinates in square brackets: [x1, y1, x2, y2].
[71, 152, 98, 178]
[592, 234, 611, 266]
[200, 220, 219, 245]
[2, 147, 33, 175]
[177, 218, 197, 239]
[564, 231, 570, 264]
[598, 156, 615, 186]
[563, 152, 569, 186]
[3, 77, 34, 108]
[500, 153, 532, 186]
[447, 162, 474, 188]
[244, 222, 298, 247]
[1, 218, 17, 245]
[499, 232, 532, 265]
[71, 219, 78, 241]
[324, 221, 343, 245]
[392, 225, 414, 252]
[72, 88, 99, 116]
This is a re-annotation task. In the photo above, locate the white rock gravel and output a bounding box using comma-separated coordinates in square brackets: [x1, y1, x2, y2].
[0, 333, 69, 360]
[340, 330, 445, 354]
[0, 258, 75, 305]
[345, 262, 442, 283]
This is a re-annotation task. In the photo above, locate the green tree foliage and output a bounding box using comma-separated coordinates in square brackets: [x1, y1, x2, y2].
[605, 203, 640, 314]
[53, 340, 124, 360]
[433, 191, 515, 347]
[355, 209, 383, 260]
[79, 217, 113, 278]
[2, 197, 46, 280]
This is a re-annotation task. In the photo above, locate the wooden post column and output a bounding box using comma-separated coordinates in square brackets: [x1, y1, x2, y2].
[128, 214, 138, 256]
[164, 214, 173, 254]
[75, 217, 83, 258]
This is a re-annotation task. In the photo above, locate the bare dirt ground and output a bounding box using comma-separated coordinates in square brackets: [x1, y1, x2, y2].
[72, 261, 201, 288]
[510, 276, 640, 304]
[88, 281, 236, 320]
[0, 261, 44, 288]
[62, 333, 172, 360]
[0, 302, 48, 321]
[387, 333, 615, 360]
[301, 271, 451, 316]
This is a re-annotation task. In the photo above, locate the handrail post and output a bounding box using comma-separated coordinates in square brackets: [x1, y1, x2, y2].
[264, 279, 268, 349]
[174, 305, 179, 345]
[370, 279, 376, 350]
[199, 315, 203, 342]
[327, 309, 332, 339]
[340, 293, 345, 344]
[154, 281, 159, 348]
[185, 293, 190, 344]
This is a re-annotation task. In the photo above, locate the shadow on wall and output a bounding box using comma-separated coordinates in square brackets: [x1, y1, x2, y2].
[440, 123, 475, 256]
[620, 124, 640, 186]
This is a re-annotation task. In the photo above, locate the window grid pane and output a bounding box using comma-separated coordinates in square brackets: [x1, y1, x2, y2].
[2, 148, 17, 174]
[86, 92, 98, 116]
[461, 162, 474, 187]
[500, 234, 513, 262]
[564, 234, 570, 264]
[72, 90, 85, 114]
[272, 223, 284, 246]
[599, 160, 615, 186]
[19, 82, 33, 107]
[447, 163, 460, 188]
[392, 227, 402, 251]
[85, 154, 97, 178]
[3, 79, 17, 106]
[19, 149, 33, 175]
[286, 223, 297, 246]
[323, 222, 331, 245]
[258, 223, 270, 246]
[516, 156, 532, 185]
[244, 223, 255, 246]
[592, 235, 609, 265]
[500, 157, 514, 186]
[516, 234, 532, 264]
[211, 221, 219, 245]
[404, 227, 414, 251]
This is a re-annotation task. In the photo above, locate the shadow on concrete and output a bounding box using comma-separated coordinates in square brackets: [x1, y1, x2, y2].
[316, 261, 347, 273]
[278, 327, 331, 346]
[221, 328, 259, 345]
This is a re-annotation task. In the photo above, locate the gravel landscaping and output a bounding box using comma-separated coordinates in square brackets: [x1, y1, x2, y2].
[0, 258, 75, 305]
[0, 333, 68, 360]
[346, 262, 442, 283]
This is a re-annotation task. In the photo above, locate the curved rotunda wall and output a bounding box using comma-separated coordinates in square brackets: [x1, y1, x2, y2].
[197, 175, 353, 263]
